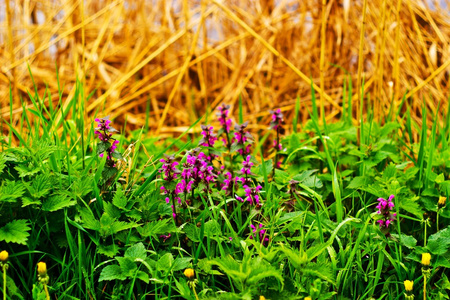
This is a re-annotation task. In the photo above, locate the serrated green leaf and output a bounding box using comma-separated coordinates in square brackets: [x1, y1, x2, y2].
[137, 219, 176, 239]
[0, 219, 31, 245]
[99, 265, 127, 281]
[427, 227, 450, 255]
[97, 243, 120, 258]
[14, 164, 41, 178]
[172, 257, 192, 271]
[113, 185, 128, 210]
[157, 253, 174, 272]
[0, 180, 25, 203]
[104, 201, 122, 219]
[125, 242, 147, 261]
[116, 257, 137, 276]
[391, 233, 417, 249]
[42, 194, 76, 212]
[347, 176, 370, 189]
[21, 197, 42, 207]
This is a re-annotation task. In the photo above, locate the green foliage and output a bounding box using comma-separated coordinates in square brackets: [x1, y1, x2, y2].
[2, 78, 450, 300]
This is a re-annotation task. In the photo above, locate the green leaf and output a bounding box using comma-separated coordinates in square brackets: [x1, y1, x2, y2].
[172, 257, 192, 272]
[183, 223, 201, 242]
[427, 227, 450, 255]
[113, 185, 128, 210]
[137, 219, 176, 239]
[0, 180, 26, 203]
[21, 197, 42, 207]
[98, 213, 139, 237]
[97, 141, 109, 155]
[116, 257, 137, 276]
[97, 243, 120, 258]
[25, 174, 52, 199]
[347, 176, 370, 189]
[125, 242, 147, 261]
[42, 194, 76, 212]
[0, 219, 31, 245]
[14, 164, 41, 178]
[157, 253, 174, 272]
[0, 153, 6, 174]
[204, 220, 222, 238]
[391, 233, 417, 249]
[112, 150, 123, 160]
[99, 265, 127, 281]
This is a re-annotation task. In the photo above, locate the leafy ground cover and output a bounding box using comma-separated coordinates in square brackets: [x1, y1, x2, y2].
[1, 81, 450, 300]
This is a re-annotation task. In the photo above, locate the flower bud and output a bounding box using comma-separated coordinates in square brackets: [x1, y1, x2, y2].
[37, 262, 47, 276]
[438, 196, 446, 208]
[422, 253, 431, 266]
[184, 268, 195, 280]
[404, 280, 413, 292]
[0, 250, 8, 262]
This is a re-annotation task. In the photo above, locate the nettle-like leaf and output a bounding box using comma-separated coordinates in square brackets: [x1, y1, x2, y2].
[125, 242, 147, 261]
[25, 174, 52, 199]
[113, 185, 128, 210]
[14, 164, 41, 178]
[0, 219, 31, 245]
[42, 194, 76, 212]
[208, 253, 284, 292]
[0, 153, 6, 174]
[97, 243, 120, 258]
[137, 219, 177, 239]
[99, 265, 127, 281]
[0, 180, 26, 203]
[98, 213, 140, 238]
[427, 226, 450, 255]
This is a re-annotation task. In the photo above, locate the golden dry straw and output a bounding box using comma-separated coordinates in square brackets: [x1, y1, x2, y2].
[1, 0, 450, 143]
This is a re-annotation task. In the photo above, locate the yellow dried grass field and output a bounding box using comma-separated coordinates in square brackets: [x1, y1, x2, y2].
[1, 0, 450, 141]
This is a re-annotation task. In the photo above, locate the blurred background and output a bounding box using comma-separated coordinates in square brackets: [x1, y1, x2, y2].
[0, 0, 450, 140]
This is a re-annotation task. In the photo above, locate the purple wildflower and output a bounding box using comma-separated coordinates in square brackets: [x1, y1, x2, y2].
[375, 195, 396, 233]
[217, 104, 232, 133]
[249, 224, 269, 245]
[94, 116, 120, 166]
[269, 109, 285, 170]
[199, 125, 217, 148]
[160, 233, 171, 242]
[232, 122, 253, 157]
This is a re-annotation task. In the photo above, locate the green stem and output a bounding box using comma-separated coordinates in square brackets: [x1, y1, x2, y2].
[44, 284, 50, 300]
[423, 274, 427, 300]
[3, 264, 6, 300]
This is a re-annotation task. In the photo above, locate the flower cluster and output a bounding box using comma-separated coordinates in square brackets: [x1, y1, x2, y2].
[199, 125, 217, 148]
[269, 109, 284, 169]
[217, 104, 232, 133]
[233, 122, 253, 157]
[160, 154, 181, 219]
[182, 149, 217, 190]
[249, 223, 269, 245]
[222, 171, 237, 196]
[236, 185, 263, 205]
[94, 116, 120, 166]
[216, 104, 233, 149]
[375, 195, 396, 232]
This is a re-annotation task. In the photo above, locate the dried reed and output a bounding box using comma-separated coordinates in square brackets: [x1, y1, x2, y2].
[1, 0, 450, 143]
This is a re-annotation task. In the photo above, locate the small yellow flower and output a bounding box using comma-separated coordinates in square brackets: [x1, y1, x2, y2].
[259, 296, 266, 300]
[0, 250, 8, 262]
[305, 297, 312, 300]
[438, 196, 446, 207]
[184, 268, 195, 280]
[404, 280, 413, 292]
[422, 253, 431, 266]
[37, 262, 47, 276]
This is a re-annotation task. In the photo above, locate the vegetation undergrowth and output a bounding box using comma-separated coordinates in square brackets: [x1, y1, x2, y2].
[1, 77, 450, 300]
